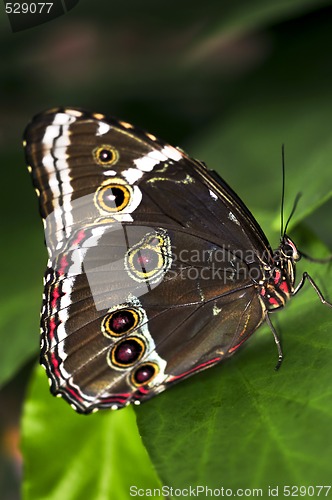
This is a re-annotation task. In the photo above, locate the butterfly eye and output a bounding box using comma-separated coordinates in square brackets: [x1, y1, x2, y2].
[102, 308, 140, 338]
[94, 183, 131, 213]
[283, 244, 294, 257]
[93, 145, 119, 165]
[132, 362, 159, 386]
[109, 337, 145, 368]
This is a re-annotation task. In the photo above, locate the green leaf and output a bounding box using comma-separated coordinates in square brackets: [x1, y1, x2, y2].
[0, 148, 44, 387]
[21, 365, 163, 500]
[0, 286, 40, 388]
[136, 234, 332, 494]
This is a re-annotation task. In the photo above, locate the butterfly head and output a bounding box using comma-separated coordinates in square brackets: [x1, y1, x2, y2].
[279, 235, 301, 263]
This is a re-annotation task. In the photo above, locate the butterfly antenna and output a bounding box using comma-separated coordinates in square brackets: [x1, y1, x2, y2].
[280, 144, 285, 237]
[280, 145, 302, 237]
[283, 192, 302, 236]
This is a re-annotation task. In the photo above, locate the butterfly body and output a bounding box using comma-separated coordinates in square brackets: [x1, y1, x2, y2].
[24, 108, 304, 413]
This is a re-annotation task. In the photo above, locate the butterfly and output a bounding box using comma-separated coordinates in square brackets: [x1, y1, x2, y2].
[24, 108, 331, 414]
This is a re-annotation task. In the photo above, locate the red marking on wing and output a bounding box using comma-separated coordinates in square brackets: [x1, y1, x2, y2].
[58, 254, 69, 275]
[50, 352, 60, 377]
[66, 386, 83, 403]
[51, 286, 60, 309]
[100, 393, 131, 405]
[72, 229, 86, 246]
[48, 316, 57, 341]
[136, 386, 149, 395]
[167, 357, 221, 382]
[228, 337, 248, 353]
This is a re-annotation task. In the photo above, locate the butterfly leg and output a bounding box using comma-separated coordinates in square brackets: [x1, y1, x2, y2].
[293, 272, 332, 307]
[265, 313, 283, 370]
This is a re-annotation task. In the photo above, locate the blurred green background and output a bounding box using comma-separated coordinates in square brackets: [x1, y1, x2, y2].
[1, 1, 332, 499]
